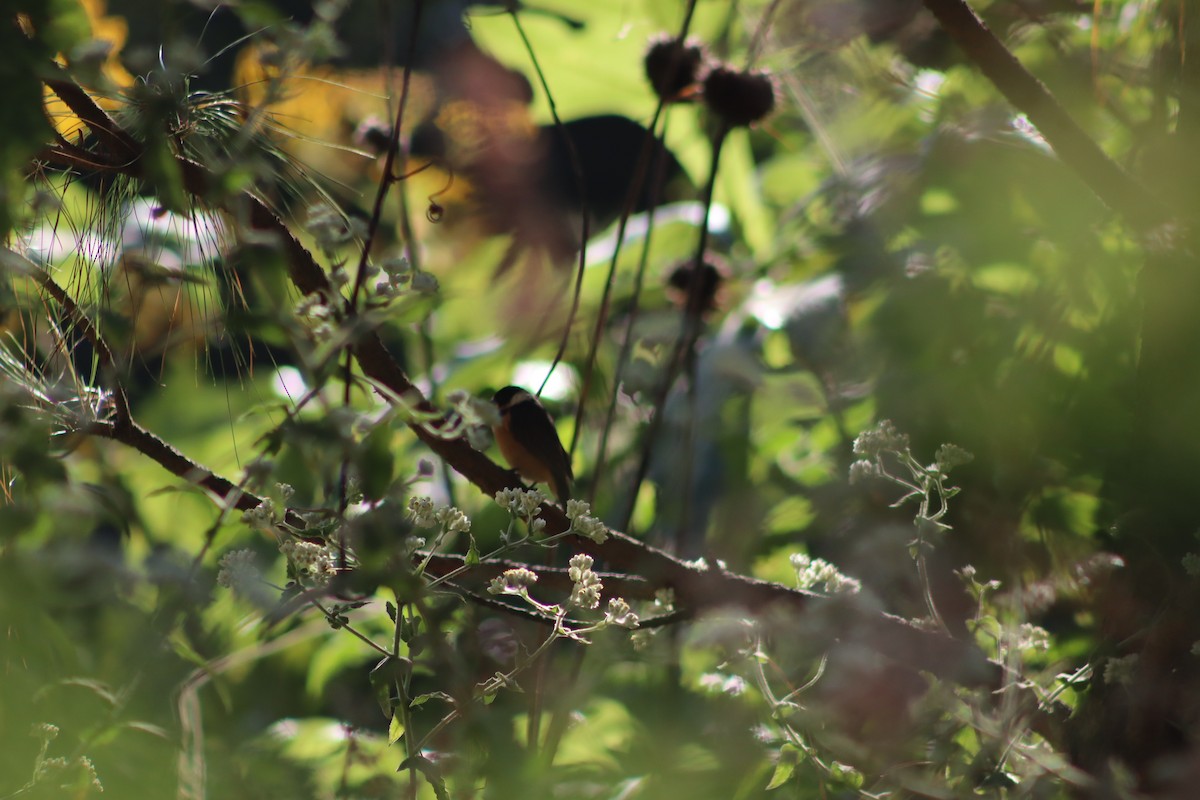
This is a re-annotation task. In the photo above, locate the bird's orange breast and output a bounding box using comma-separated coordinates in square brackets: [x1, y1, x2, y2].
[494, 417, 556, 487]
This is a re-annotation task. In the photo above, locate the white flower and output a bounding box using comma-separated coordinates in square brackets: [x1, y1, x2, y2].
[1104, 654, 1139, 686]
[495, 488, 547, 518]
[567, 500, 608, 543]
[604, 597, 639, 629]
[790, 553, 861, 595]
[407, 496, 438, 527]
[852, 419, 908, 458]
[435, 505, 471, 533]
[489, 568, 539, 595]
[568, 554, 602, 610]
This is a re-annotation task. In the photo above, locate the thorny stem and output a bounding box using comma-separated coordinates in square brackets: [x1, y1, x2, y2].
[395, 604, 420, 800]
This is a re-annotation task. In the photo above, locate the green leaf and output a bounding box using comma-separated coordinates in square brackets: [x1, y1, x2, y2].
[765, 743, 803, 790]
[398, 755, 450, 800]
[305, 631, 366, 699]
[409, 691, 453, 709]
[356, 423, 396, 501]
[369, 656, 412, 718]
[829, 761, 864, 789]
[388, 712, 406, 745]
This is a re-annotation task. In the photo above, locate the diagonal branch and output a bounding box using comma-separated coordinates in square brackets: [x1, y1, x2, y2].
[921, 0, 1173, 234]
[44, 74, 141, 166]
[24, 260, 133, 430]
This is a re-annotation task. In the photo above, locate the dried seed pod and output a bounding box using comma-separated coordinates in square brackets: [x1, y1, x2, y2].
[702, 65, 777, 127]
[644, 35, 706, 102]
[667, 257, 728, 317]
[352, 116, 393, 156]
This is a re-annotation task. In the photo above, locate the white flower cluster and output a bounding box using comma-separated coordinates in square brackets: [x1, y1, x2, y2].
[241, 498, 281, 532]
[406, 497, 471, 533]
[407, 496, 437, 527]
[280, 539, 337, 587]
[848, 459, 878, 484]
[566, 500, 608, 544]
[1014, 622, 1050, 651]
[790, 553, 861, 595]
[852, 419, 909, 458]
[216, 549, 260, 591]
[495, 488, 548, 534]
[1103, 653, 1139, 686]
[699, 672, 748, 696]
[294, 292, 336, 340]
[935, 443, 974, 472]
[373, 255, 412, 299]
[495, 487, 547, 517]
[436, 505, 471, 533]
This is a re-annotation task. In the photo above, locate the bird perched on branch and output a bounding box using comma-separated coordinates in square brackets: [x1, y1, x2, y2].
[491, 386, 573, 504]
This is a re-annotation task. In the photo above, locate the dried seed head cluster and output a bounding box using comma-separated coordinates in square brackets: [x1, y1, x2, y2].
[643, 33, 777, 127]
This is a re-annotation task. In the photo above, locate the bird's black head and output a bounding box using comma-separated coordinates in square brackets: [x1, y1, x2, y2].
[492, 385, 533, 411]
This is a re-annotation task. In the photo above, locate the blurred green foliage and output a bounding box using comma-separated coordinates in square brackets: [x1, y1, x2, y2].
[6, 0, 1200, 797]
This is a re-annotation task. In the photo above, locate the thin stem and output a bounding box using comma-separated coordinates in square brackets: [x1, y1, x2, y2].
[508, 10, 591, 399]
[618, 126, 728, 533]
[569, 0, 701, 460]
[348, 0, 425, 306]
[588, 115, 674, 504]
[310, 600, 392, 657]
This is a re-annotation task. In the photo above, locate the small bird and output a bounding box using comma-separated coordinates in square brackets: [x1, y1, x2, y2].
[491, 386, 573, 503]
